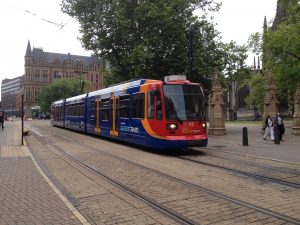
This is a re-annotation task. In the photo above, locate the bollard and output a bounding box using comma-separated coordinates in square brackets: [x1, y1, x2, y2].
[274, 126, 280, 144]
[243, 127, 248, 146]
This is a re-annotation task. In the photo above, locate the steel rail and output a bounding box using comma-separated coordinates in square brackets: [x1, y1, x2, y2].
[178, 156, 300, 189]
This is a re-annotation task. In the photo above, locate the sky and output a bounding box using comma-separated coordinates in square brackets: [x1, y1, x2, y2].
[0, 0, 278, 100]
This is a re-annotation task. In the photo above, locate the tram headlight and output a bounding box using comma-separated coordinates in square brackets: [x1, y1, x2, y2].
[201, 122, 207, 129]
[167, 123, 178, 130]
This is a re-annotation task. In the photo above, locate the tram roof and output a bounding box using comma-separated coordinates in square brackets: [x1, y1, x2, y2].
[51, 99, 64, 105]
[88, 79, 148, 97]
[65, 93, 88, 102]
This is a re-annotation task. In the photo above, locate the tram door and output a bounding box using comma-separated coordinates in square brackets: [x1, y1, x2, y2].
[110, 96, 119, 136]
[95, 97, 101, 133]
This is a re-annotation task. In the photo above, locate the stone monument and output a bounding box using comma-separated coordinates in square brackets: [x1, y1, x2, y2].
[262, 71, 278, 127]
[292, 84, 300, 135]
[208, 72, 226, 135]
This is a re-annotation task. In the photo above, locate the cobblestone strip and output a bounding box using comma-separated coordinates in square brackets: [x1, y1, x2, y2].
[25, 135, 178, 225]
[77, 138, 300, 220]
[52, 141, 296, 225]
[26, 121, 300, 224]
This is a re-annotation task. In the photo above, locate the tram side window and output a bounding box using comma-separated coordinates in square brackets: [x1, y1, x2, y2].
[120, 95, 130, 118]
[132, 93, 145, 119]
[101, 98, 110, 121]
[60, 106, 63, 120]
[147, 91, 162, 120]
[147, 92, 154, 119]
[79, 103, 84, 116]
[54, 107, 59, 121]
[90, 100, 95, 119]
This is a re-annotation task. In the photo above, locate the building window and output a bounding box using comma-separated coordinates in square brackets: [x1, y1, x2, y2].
[54, 71, 63, 79]
[43, 70, 48, 82]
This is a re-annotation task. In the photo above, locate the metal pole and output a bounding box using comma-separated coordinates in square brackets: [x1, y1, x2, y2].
[188, 26, 193, 81]
[21, 95, 24, 145]
[242, 127, 248, 146]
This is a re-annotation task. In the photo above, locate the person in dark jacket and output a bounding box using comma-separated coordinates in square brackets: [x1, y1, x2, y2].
[274, 112, 285, 141]
[0, 111, 4, 130]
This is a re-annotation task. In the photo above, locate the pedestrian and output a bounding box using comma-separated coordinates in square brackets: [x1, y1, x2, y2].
[263, 115, 274, 141]
[0, 111, 4, 130]
[274, 112, 285, 141]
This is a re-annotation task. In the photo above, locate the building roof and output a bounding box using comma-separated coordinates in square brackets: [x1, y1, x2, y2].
[25, 40, 100, 66]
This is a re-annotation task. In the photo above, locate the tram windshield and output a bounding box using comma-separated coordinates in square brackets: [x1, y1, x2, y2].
[163, 84, 205, 121]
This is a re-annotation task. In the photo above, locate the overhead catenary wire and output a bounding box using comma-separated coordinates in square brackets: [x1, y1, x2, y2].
[0, 0, 71, 29]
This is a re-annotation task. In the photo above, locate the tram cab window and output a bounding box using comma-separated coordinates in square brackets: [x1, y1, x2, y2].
[147, 90, 162, 120]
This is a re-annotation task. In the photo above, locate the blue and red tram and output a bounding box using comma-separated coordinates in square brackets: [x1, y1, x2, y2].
[51, 76, 208, 149]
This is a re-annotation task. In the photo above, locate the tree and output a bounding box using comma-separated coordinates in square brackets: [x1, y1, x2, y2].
[37, 77, 90, 113]
[265, 1, 300, 111]
[245, 74, 265, 112]
[219, 41, 250, 112]
[61, 0, 221, 87]
[247, 32, 263, 56]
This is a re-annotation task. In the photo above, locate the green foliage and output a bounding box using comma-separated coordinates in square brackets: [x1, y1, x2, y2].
[265, 2, 300, 110]
[245, 74, 265, 112]
[37, 77, 90, 113]
[245, 1, 300, 112]
[221, 41, 248, 78]
[247, 32, 262, 56]
[61, 0, 224, 88]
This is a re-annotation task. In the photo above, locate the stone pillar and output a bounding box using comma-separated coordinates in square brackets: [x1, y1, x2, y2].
[262, 71, 278, 127]
[292, 84, 300, 135]
[208, 72, 226, 135]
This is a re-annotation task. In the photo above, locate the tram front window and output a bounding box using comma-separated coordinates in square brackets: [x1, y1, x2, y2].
[163, 84, 204, 121]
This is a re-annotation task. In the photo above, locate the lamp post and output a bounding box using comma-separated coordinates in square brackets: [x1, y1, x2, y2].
[21, 95, 24, 145]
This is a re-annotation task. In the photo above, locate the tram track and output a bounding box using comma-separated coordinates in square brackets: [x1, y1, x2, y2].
[31, 130, 299, 224]
[50, 144, 199, 225]
[178, 155, 300, 189]
[26, 124, 300, 224]
[49, 141, 300, 225]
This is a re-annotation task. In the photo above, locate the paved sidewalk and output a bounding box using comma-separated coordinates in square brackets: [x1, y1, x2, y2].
[207, 122, 300, 164]
[0, 120, 84, 225]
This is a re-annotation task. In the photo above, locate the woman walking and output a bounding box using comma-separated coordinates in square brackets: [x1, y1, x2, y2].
[263, 115, 274, 141]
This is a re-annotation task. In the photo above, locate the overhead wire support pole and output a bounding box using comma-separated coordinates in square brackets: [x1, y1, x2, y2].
[188, 26, 193, 81]
[21, 94, 24, 145]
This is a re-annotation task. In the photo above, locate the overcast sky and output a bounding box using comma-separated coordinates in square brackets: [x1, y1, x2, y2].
[0, 0, 277, 99]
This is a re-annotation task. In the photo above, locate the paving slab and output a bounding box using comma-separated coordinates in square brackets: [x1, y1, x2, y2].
[206, 122, 300, 164]
[0, 120, 85, 225]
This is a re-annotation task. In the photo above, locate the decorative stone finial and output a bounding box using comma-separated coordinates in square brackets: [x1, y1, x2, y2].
[208, 71, 226, 136]
[292, 84, 300, 135]
[262, 70, 279, 131]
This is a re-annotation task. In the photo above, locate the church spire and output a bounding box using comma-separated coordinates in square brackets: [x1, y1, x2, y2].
[25, 40, 32, 56]
[262, 16, 268, 71]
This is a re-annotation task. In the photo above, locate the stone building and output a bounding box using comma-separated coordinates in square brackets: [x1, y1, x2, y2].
[1, 76, 24, 116]
[17, 41, 104, 117]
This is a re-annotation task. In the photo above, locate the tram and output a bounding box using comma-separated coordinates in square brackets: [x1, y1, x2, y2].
[51, 75, 208, 149]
